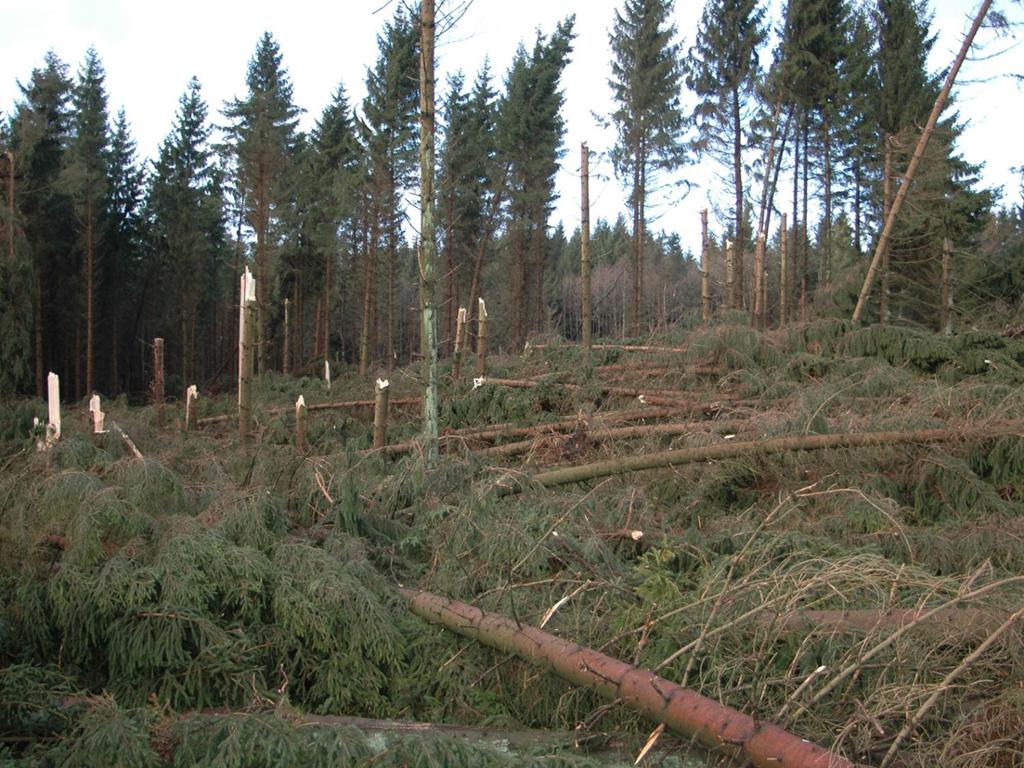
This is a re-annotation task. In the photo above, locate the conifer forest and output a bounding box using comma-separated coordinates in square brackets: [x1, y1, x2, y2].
[4, 0, 1024, 766]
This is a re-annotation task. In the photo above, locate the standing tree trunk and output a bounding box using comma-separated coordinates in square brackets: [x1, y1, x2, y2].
[731, 87, 744, 311]
[941, 237, 953, 335]
[880, 137, 893, 324]
[700, 209, 711, 323]
[580, 142, 592, 352]
[35, 270, 44, 398]
[779, 212, 788, 327]
[360, 195, 381, 375]
[791, 112, 800, 324]
[255, 161, 269, 373]
[752, 232, 764, 330]
[324, 248, 332, 362]
[85, 197, 95, 395]
[800, 117, 809, 322]
[419, 0, 439, 465]
[821, 111, 832, 288]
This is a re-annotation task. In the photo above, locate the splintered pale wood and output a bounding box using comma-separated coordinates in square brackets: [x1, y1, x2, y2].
[399, 588, 855, 768]
[503, 421, 1024, 493]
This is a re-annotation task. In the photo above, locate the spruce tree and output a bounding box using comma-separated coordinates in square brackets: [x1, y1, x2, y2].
[498, 17, 575, 347]
[687, 0, 767, 310]
[608, 0, 686, 334]
[149, 78, 229, 384]
[359, 8, 419, 374]
[64, 47, 111, 397]
[103, 109, 144, 394]
[224, 33, 300, 372]
[9, 52, 74, 396]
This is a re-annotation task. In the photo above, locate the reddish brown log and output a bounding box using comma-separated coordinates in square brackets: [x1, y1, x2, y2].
[400, 588, 856, 768]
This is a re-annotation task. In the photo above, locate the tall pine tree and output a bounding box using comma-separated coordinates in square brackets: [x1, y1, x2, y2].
[609, 0, 686, 335]
[224, 33, 300, 372]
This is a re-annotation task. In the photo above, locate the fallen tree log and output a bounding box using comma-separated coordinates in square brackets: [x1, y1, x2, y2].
[399, 588, 856, 768]
[477, 419, 751, 459]
[501, 421, 1024, 493]
[527, 342, 689, 354]
[484, 377, 736, 410]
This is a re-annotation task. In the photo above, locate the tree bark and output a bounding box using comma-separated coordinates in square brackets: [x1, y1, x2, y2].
[580, 142, 592, 352]
[852, 0, 992, 324]
[400, 588, 855, 768]
[779, 212, 788, 327]
[360, 194, 381, 375]
[731, 87, 744, 311]
[700, 209, 711, 323]
[880, 138, 892, 324]
[420, 0, 439, 464]
[85, 197, 94, 395]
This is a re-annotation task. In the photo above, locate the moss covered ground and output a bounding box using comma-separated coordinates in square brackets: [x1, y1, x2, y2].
[2, 320, 1023, 767]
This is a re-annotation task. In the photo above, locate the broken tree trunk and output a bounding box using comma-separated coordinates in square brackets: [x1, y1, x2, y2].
[373, 377, 390, 450]
[295, 395, 307, 452]
[184, 385, 198, 433]
[851, 0, 992, 324]
[475, 298, 488, 378]
[503, 421, 1024, 493]
[452, 306, 467, 381]
[399, 588, 855, 768]
[700, 209, 711, 323]
[484, 377, 736, 410]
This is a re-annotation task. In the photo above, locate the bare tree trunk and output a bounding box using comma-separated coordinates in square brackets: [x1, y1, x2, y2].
[941, 237, 953, 335]
[419, 0, 439, 465]
[580, 142, 592, 352]
[360, 195, 381, 375]
[821, 111, 832, 287]
[324, 247, 332, 361]
[852, 0, 992, 324]
[880, 138, 893, 324]
[34, 269, 43, 398]
[700, 209, 711, 323]
[800, 117, 809, 322]
[85, 198, 94, 395]
[731, 87, 745, 311]
[779, 212, 788, 327]
[752, 232, 765, 330]
[400, 588, 855, 768]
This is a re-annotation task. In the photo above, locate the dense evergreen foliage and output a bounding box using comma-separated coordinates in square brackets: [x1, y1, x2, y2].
[0, 0, 1016, 400]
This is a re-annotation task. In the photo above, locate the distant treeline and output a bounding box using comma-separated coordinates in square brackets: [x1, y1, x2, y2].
[0, 0, 1019, 399]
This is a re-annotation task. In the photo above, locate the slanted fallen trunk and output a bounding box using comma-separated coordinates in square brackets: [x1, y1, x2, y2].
[399, 588, 856, 768]
[478, 419, 750, 459]
[504, 421, 1024, 493]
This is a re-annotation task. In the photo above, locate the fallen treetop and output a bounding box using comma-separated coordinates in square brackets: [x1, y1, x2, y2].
[196, 396, 421, 426]
[399, 587, 858, 768]
[499, 421, 1024, 493]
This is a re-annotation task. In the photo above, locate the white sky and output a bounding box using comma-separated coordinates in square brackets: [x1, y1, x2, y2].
[2, 0, 1021, 255]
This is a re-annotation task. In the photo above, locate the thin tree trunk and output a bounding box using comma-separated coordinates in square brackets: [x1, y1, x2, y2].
[852, 0, 992, 324]
[821, 111, 832, 287]
[731, 87, 744, 311]
[792, 111, 800, 325]
[941, 237, 953, 335]
[800, 117, 809, 322]
[700, 209, 711, 323]
[580, 142, 592, 351]
[419, 0, 439, 465]
[360, 194, 381, 375]
[779, 212, 788, 327]
[34, 269, 43, 398]
[400, 588, 855, 768]
[255, 161, 269, 373]
[880, 138, 893, 324]
[324, 247, 332, 361]
[85, 198, 94, 395]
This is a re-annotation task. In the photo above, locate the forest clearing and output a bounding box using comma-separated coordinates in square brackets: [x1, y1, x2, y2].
[3, 0, 1024, 765]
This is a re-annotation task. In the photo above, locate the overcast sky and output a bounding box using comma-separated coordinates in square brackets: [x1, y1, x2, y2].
[2, 0, 1020, 255]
